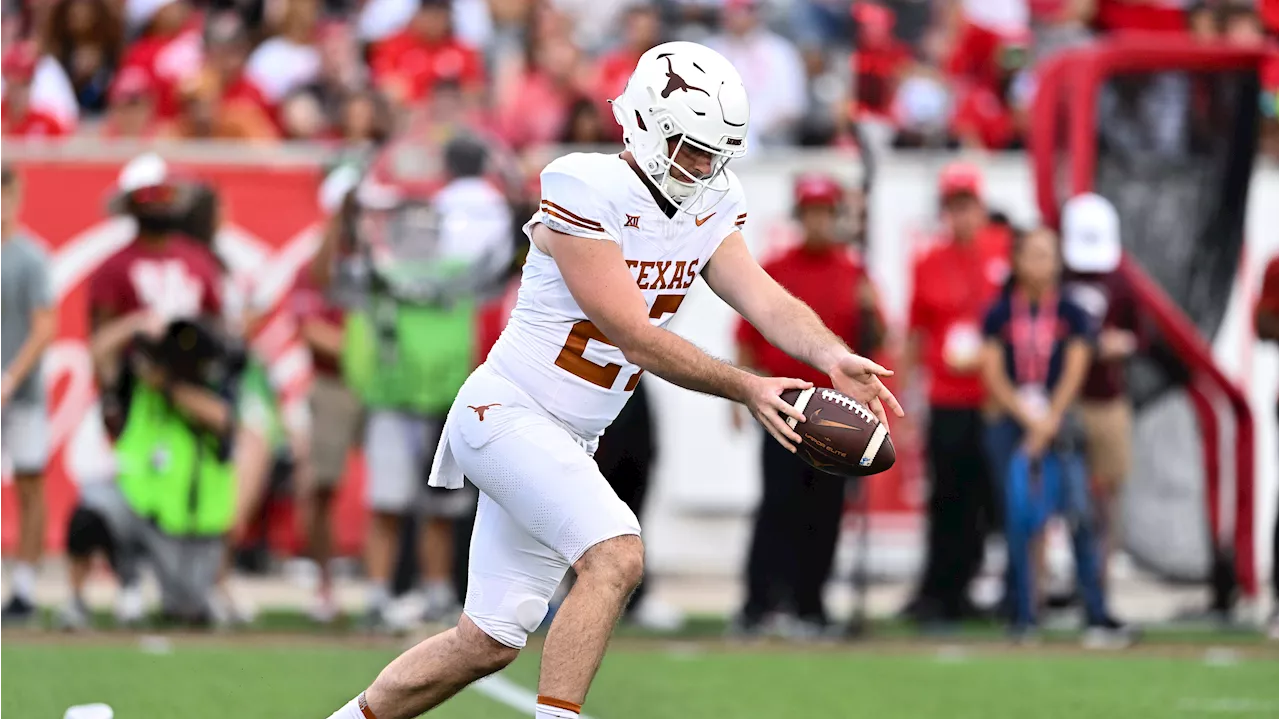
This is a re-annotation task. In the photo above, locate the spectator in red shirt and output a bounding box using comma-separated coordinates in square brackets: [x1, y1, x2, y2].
[851, 2, 913, 121]
[116, 0, 204, 120]
[0, 42, 66, 137]
[493, 34, 591, 149]
[204, 16, 262, 108]
[595, 4, 662, 140]
[954, 28, 1032, 151]
[370, 0, 486, 107]
[101, 64, 164, 138]
[903, 162, 1011, 624]
[166, 15, 277, 141]
[733, 173, 884, 637]
[88, 154, 224, 433]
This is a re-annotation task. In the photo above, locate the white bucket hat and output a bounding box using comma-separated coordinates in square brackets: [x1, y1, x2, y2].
[1062, 192, 1121, 273]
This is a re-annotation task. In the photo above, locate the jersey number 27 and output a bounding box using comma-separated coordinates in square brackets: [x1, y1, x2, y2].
[555, 294, 685, 391]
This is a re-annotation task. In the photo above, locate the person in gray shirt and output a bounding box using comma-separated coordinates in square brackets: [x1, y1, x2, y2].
[1, 164, 58, 624]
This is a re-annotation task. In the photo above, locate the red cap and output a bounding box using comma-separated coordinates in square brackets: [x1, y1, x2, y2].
[2, 43, 38, 84]
[109, 66, 157, 104]
[794, 173, 843, 207]
[938, 162, 983, 200]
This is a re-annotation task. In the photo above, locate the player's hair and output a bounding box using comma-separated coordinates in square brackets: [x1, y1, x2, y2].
[1, 163, 14, 188]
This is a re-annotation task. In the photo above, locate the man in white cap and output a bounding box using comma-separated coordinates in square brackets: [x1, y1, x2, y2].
[89, 154, 225, 426]
[1061, 192, 1141, 582]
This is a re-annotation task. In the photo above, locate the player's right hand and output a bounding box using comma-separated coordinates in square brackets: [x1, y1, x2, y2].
[742, 375, 811, 453]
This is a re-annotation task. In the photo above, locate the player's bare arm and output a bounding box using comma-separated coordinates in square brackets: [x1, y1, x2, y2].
[0, 304, 55, 407]
[533, 222, 810, 450]
[703, 231, 903, 424]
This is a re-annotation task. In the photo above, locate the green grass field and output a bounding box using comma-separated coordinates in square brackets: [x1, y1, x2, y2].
[3, 633, 1276, 719]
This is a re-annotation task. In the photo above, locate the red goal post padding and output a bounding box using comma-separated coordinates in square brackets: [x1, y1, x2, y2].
[1028, 37, 1276, 597]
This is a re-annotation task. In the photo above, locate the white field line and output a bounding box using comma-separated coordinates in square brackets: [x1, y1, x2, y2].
[471, 674, 600, 719]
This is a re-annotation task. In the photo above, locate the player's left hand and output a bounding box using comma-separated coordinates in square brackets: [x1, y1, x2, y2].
[828, 353, 904, 427]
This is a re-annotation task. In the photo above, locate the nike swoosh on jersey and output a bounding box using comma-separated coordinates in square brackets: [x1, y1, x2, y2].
[695, 212, 716, 227]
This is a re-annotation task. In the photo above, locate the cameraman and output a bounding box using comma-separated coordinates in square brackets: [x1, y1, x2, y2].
[61, 154, 232, 625]
[114, 320, 239, 622]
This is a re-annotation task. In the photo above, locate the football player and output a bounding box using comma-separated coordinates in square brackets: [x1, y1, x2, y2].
[327, 41, 902, 719]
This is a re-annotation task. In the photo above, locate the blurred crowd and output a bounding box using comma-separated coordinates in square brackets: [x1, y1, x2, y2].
[2, 0, 1277, 151]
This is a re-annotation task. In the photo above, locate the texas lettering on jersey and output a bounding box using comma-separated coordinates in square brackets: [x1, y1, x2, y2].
[484, 152, 748, 438]
[625, 259, 699, 291]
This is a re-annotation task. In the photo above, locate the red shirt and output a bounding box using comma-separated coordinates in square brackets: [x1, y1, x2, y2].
[946, 20, 1004, 92]
[1262, 0, 1279, 34]
[222, 74, 270, 112]
[1029, 0, 1070, 21]
[495, 71, 577, 149]
[289, 267, 345, 377]
[89, 236, 223, 321]
[735, 245, 873, 387]
[1, 104, 68, 138]
[951, 82, 1018, 150]
[1094, 0, 1188, 33]
[116, 20, 205, 119]
[909, 227, 1011, 407]
[852, 42, 912, 118]
[370, 32, 484, 103]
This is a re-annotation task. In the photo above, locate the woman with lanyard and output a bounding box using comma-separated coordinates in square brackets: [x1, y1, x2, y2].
[980, 227, 1131, 646]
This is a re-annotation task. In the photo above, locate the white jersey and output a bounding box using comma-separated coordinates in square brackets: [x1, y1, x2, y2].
[485, 152, 748, 438]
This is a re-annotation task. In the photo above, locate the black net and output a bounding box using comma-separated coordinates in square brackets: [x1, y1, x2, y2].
[1091, 67, 1261, 581]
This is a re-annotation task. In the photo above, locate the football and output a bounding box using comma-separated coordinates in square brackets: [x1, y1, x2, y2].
[779, 387, 896, 477]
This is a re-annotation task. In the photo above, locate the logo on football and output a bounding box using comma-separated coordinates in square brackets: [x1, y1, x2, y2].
[780, 387, 896, 477]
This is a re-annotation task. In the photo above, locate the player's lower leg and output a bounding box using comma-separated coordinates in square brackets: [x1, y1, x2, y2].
[9, 474, 44, 607]
[419, 518, 456, 617]
[536, 534, 644, 712]
[330, 614, 518, 719]
[302, 484, 337, 614]
[365, 512, 400, 616]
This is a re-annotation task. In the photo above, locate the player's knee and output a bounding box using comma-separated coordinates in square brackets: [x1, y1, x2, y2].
[456, 613, 521, 672]
[577, 534, 644, 594]
[462, 586, 553, 651]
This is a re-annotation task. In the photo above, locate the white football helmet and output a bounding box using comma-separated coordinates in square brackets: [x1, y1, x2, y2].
[611, 41, 749, 210]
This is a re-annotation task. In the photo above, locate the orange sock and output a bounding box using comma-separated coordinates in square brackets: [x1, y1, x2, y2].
[535, 695, 582, 717]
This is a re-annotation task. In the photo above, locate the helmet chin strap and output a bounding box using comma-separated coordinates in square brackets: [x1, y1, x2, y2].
[663, 173, 698, 203]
